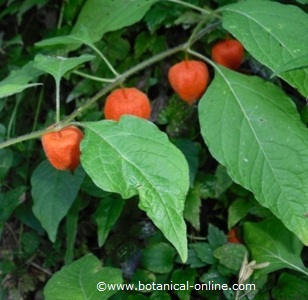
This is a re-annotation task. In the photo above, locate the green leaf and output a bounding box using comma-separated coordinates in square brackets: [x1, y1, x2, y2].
[0, 187, 26, 222]
[228, 198, 251, 229]
[35, 25, 94, 48]
[71, 0, 159, 43]
[208, 224, 227, 250]
[190, 243, 216, 265]
[0, 83, 42, 98]
[31, 160, 85, 242]
[171, 269, 197, 300]
[244, 218, 308, 276]
[80, 116, 189, 261]
[272, 273, 308, 300]
[141, 242, 176, 274]
[94, 197, 125, 247]
[65, 198, 80, 265]
[184, 185, 201, 230]
[33, 54, 95, 81]
[220, 1, 308, 97]
[173, 139, 199, 187]
[0, 61, 43, 87]
[213, 243, 247, 274]
[199, 67, 308, 246]
[44, 254, 122, 300]
[0, 149, 13, 179]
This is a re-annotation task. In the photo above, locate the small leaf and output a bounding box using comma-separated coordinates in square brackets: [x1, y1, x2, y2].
[33, 54, 95, 81]
[272, 273, 308, 300]
[0, 61, 43, 87]
[44, 254, 122, 300]
[213, 243, 247, 273]
[244, 218, 308, 276]
[184, 185, 201, 231]
[221, 1, 308, 97]
[190, 243, 216, 265]
[80, 116, 189, 261]
[94, 197, 125, 247]
[65, 198, 80, 265]
[0, 149, 13, 179]
[0, 83, 42, 98]
[31, 160, 85, 242]
[171, 269, 197, 300]
[173, 139, 199, 187]
[228, 198, 251, 229]
[208, 224, 227, 250]
[141, 243, 176, 274]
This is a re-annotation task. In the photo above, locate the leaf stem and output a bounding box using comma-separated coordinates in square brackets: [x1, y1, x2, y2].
[187, 48, 218, 70]
[55, 78, 61, 124]
[73, 70, 115, 83]
[90, 43, 120, 78]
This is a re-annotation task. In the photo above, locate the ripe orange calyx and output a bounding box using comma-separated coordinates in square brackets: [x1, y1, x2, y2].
[104, 87, 151, 121]
[168, 60, 210, 104]
[211, 39, 244, 70]
[227, 228, 241, 244]
[42, 126, 83, 171]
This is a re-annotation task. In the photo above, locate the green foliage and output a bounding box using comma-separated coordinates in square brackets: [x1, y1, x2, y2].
[31, 160, 85, 241]
[80, 117, 189, 261]
[199, 67, 308, 245]
[220, 1, 308, 97]
[0, 0, 307, 299]
[44, 254, 122, 300]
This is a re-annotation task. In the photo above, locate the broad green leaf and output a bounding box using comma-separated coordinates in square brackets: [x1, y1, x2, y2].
[44, 254, 122, 300]
[94, 197, 125, 247]
[213, 243, 247, 273]
[0, 83, 42, 98]
[199, 67, 308, 245]
[141, 242, 176, 274]
[272, 273, 308, 300]
[274, 53, 308, 75]
[80, 116, 189, 261]
[72, 0, 159, 43]
[31, 160, 85, 242]
[244, 219, 308, 276]
[220, 1, 308, 97]
[33, 54, 95, 81]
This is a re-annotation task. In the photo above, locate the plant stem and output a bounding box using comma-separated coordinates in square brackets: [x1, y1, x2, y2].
[73, 70, 115, 83]
[55, 78, 61, 124]
[187, 48, 218, 70]
[90, 43, 120, 78]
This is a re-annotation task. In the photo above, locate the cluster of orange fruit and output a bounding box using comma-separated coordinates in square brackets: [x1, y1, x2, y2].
[42, 38, 244, 171]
